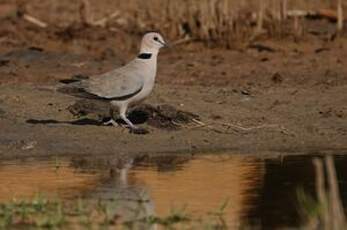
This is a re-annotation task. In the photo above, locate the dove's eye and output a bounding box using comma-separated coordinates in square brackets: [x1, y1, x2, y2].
[153, 37, 159, 41]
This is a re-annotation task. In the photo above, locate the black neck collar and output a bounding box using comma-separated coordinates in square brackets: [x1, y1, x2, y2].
[137, 53, 152, 59]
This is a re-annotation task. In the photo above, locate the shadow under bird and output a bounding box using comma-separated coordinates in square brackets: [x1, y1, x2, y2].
[58, 32, 167, 134]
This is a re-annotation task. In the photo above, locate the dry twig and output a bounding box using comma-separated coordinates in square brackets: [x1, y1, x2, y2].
[93, 11, 120, 27]
[311, 156, 346, 229]
[313, 158, 329, 228]
[255, 0, 265, 35]
[190, 118, 293, 136]
[80, 0, 92, 25]
[337, 0, 344, 33]
[80, 0, 120, 27]
[280, 0, 288, 21]
[326, 156, 346, 229]
[171, 36, 194, 46]
[22, 14, 48, 28]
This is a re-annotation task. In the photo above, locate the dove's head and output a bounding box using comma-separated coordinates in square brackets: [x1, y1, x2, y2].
[140, 32, 167, 54]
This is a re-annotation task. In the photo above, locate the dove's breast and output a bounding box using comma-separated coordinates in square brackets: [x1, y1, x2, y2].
[128, 70, 156, 106]
[110, 57, 157, 108]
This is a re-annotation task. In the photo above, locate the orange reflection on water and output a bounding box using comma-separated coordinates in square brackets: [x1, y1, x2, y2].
[131, 155, 264, 227]
[0, 154, 264, 228]
[0, 160, 101, 201]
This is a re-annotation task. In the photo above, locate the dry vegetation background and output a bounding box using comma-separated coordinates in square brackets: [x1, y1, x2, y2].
[8, 0, 345, 47]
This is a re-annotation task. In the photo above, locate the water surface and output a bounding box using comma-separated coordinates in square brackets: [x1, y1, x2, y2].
[0, 153, 346, 228]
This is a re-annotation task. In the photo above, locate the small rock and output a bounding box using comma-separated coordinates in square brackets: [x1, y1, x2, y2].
[260, 57, 269, 62]
[271, 72, 283, 84]
[21, 141, 37, 150]
[28, 46, 44, 52]
[248, 43, 276, 52]
[0, 59, 10, 67]
[241, 90, 251, 96]
[315, 47, 329, 53]
[210, 114, 222, 120]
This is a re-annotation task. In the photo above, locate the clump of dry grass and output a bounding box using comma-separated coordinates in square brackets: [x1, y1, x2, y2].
[298, 156, 346, 230]
[17, 0, 347, 47]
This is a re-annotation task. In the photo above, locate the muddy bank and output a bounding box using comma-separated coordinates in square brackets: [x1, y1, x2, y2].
[0, 39, 347, 158]
[0, 79, 346, 158]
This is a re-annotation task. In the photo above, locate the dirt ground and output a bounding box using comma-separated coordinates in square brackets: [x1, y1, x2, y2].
[0, 7, 347, 159]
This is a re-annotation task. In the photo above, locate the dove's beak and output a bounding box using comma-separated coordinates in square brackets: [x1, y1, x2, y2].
[159, 40, 170, 48]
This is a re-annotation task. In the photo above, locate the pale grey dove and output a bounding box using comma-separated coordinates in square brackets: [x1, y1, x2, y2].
[58, 32, 167, 134]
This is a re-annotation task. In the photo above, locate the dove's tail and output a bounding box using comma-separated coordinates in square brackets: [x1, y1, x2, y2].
[57, 74, 109, 101]
[59, 74, 89, 84]
[57, 74, 89, 97]
[59, 79, 81, 84]
[57, 85, 83, 95]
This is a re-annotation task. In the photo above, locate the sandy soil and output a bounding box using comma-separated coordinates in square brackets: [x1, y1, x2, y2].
[0, 11, 347, 158]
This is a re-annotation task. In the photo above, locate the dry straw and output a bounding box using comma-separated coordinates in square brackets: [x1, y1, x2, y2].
[86, 0, 345, 46]
[310, 156, 346, 229]
[23, 0, 346, 46]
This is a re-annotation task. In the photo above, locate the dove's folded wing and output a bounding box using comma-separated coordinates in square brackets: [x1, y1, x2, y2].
[82, 68, 144, 101]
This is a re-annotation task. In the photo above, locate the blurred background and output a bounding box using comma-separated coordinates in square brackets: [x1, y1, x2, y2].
[0, 0, 345, 52]
[0, 0, 345, 85]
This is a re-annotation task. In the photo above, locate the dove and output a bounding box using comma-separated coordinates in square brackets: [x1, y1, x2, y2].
[58, 32, 167, 134]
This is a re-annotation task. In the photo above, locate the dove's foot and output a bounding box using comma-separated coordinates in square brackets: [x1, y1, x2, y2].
[129, 127, 149, 135]
[103, 118, 119, 127]
[119, 109, 148, 134]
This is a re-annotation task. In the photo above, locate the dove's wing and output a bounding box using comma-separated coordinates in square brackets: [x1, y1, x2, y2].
[79, 63, 144, 101]
[58, 60, 145, 101]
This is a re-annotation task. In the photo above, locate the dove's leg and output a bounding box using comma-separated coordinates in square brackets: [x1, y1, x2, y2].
[119, 105, 138, 130]
[103, 119, 119, 126]
[119, 104, 148, 134]
[103, 104, 120, 126]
